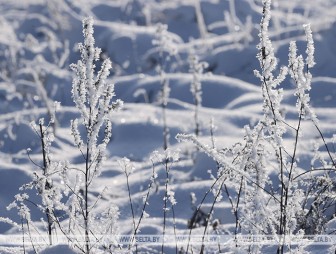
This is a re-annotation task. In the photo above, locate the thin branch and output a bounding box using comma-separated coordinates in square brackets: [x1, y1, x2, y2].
[314, 123, 336, 168]
[200, 179, 225, 254]
[293, 167, 335, 181]
[26, 150, 44, 171]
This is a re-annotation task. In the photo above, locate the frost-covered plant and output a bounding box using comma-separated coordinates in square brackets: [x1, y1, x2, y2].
[121, 157, 158, 252]
[176, 132, 243, 253]
[152, 23, 177, 150]
[246, 12, 336, 252]
[66, 16, 123, 253]
[6, 103, 65, 251]
[248, 1, 325, 252]
[253, 1, 289, 251]
[152, 27, 180, 254]
[151, 149, 179, 254]
[189, 53, 207, 138]
[287, 24, 336, 236]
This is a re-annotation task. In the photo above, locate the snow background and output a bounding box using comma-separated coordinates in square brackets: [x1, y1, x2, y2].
[0, 0, 336, 253]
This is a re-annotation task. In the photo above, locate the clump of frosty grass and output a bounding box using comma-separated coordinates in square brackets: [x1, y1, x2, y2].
[177, 0, 336, 253]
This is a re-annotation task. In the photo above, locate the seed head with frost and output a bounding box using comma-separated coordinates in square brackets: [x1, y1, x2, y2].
[288, 24, 317, 123]
[303, 24, 315, 69]
[152, 23, 177, 59]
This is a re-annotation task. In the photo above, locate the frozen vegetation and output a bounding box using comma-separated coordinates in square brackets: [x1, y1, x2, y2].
[0, 0, 336, 253]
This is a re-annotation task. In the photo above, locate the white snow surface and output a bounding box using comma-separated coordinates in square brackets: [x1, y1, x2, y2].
[0, 0, 335, 253]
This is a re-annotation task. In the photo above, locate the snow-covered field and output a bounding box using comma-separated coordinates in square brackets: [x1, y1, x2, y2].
[0, 0, 336, 253]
